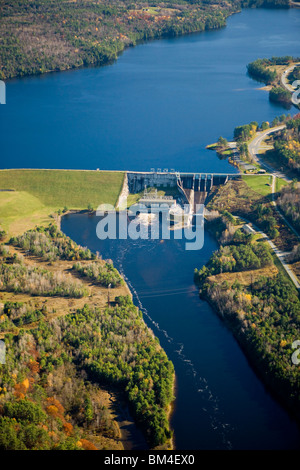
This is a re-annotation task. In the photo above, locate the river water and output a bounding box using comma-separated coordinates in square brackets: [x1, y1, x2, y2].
[4, 6, 300, 449]
[62, 212, 300, 450]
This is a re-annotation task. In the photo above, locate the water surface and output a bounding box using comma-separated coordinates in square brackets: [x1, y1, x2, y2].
[62, 213, 300, 450]
[1, 8, 300, 172]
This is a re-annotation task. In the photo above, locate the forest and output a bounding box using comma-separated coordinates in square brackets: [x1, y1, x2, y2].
[0, 226, 175, 449]
[247, 56, 297, 84]
[0, 299, 174, 449]
[271, 114, 300, 174]
[290, 66, 300, 82]
[197, 242, 273, 277]
[72, 261, 124, 288]
[194, 213, 300, 419]
[278, 182, 300, 232]
[269, 87, 292, 106]
[0, 261, 88, 298]
[10, 225, 96, 262]
[234, 122, 259, 141]
[0, 0, 290, 80]
[247, 56, 300, 107]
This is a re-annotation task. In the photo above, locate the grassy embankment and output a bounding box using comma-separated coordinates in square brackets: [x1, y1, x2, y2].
[276, 177, 289, 192]
[242, 173, 287, 197]
[242, 174, 272, 196]
[0, 170, 124, 236]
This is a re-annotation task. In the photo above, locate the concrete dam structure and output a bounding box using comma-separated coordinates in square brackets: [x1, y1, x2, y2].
[125, 170, 241, 222]
[127, 170, 240, 205]
[127, 171, 178, 193]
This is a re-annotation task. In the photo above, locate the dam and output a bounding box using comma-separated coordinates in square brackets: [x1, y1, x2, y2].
[126, 170, 241, 216]
[127, 170, 240, 195]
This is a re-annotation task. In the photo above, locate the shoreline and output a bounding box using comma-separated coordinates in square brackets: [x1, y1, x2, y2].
[256, 85, 272, 91]
[196, 210, 300, 426]
[59, 209, 176, 450]
[249, 59, 300, 109]
[199, 289, 300, 426]
[5, 6, 297, 85]
[3, 9, 240, 83]
[168, 373, 177, 450]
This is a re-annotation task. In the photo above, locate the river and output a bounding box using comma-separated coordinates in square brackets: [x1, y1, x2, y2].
[62, 212, 300, 450]
[4, 6, 300, 449]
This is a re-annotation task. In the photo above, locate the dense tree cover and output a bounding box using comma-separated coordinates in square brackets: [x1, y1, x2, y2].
[217, 136, 228, 148]
[0, 255, 88, 298]
[286, 115, 300, 131]
[237, 142, 249, 159]
[194, 241, 272, 281]
[3, 399, 47, 424]
[241, 0, 289, 6]
[270, 114, 300, 174]
[10, 225, 96, 262]
[0, 331, 118, 450]
[72, 261, 123, 288]
[194, 235, 300, 417]
[0, 297, 174, 449]
[269, 86, 292, 106]
[74, 301, 174, 446]
[0, 0, 239, 80]
[0, 224, 175, 449]
[271, 114, 290, 127]
[2, 301, 47, 329]
[247, 59, 277, 84]
[247, 56, 299, 85]
[277, 183, 300, 231]
[231, 228, 254, 245]
[0, 0, 291, 80]
[252, 203, 279, 239]
[289, 66, 300, 82]
[234, 121, 258, 141]
[247, 56, 300, 108]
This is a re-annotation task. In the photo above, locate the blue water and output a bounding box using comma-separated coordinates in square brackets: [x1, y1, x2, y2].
[62, 213, 300, 449]
[1, 8, 300, 172]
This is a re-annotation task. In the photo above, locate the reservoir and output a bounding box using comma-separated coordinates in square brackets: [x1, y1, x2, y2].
[62, 213, 300, 449]
[1, 8, 300, 172]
